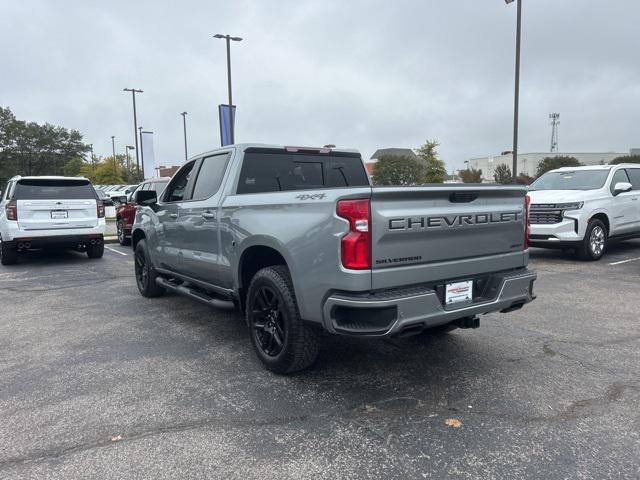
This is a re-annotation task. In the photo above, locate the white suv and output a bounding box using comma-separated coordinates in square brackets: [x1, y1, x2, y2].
[528, 164, 640, 260]
[0, 176, 106, 265]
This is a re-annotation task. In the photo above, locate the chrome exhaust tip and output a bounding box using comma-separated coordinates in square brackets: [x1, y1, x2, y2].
[24, 242, 31, 249]
[17, 242, 24, 249]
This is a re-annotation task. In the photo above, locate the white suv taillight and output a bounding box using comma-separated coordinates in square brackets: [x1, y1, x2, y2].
[336, 198, 371, 270]
[97, 200, 105, 219]
[524, 194, 531, 249]
[5, 200, 17, 221]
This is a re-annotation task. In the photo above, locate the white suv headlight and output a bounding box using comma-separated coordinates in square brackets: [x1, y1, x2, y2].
[557, 202, 584, 212]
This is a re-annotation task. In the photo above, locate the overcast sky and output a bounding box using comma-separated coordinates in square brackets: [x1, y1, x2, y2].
[1, 0, 638, 172]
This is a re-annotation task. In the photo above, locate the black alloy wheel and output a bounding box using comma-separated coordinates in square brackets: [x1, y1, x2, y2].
[250, 286, 287, 357]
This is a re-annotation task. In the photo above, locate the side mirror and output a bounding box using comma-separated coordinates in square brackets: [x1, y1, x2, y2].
[613, 182, 632, 196]
[134, 190, 158, 205]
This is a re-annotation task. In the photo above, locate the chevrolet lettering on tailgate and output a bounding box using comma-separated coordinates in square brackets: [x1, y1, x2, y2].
[388, 211, 521, 231]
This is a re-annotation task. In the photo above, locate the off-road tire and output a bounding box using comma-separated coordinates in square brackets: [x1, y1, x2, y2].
[246, 265, 319, 374]
[134, 240, 165, 297]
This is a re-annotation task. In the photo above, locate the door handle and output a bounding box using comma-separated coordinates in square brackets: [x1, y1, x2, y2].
[169, 213, 178, 219]
[201, 211, 216, 220]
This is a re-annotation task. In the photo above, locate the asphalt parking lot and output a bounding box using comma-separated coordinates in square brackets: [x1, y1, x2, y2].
[1, 242, 639, 479]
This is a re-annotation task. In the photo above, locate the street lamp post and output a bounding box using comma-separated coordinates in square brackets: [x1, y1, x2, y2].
[506, 0, 522, 183]
[123, 88, 143, 172]
[138, 126, 145, 178]
[180, 111, 188, 161]
[213, 34, 243, 144]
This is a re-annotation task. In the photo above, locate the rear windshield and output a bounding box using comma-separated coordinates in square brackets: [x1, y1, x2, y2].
[530, 170, 609, 191]
[237, 149, 369, 194]
[14, 179, 97, 200]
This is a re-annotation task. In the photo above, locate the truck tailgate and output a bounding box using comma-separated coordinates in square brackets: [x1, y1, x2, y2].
[370, 185, 527, 290]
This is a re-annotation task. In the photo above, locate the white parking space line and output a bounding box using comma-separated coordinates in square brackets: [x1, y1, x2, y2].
[105, 246, 128, 256]
[608, 256, 640, 266]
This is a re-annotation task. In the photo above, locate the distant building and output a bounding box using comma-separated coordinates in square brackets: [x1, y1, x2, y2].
[365, 148, 416, 175]
[157, 165, 180, 178]
[468, 151, 632, 181]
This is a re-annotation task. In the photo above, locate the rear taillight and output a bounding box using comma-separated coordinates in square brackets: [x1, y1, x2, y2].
[5, 200, 17, 221]
[524, 194, 531, 249]
[97, 200, 105, 218]
[336, 199, 371, 270]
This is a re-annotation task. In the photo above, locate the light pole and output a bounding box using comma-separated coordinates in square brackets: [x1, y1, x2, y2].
[123, 88, 143, 172]
[506, 0, 522, 183]
[180, 111, 188, 161]
[138, 126, 145, 178]
[213, 33, 243, 144]
[111, 136, 117, 176]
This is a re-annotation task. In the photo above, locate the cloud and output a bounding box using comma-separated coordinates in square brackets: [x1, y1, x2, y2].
[1, 0, 637, 172]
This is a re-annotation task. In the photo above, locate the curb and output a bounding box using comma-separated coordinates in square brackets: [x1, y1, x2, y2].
[104, 237, 119, 245]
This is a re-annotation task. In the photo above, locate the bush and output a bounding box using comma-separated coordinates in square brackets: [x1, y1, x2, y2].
[459, 168, 483, 183]
[515, 174, 534, 185]
[535, 156, 582, 178]
[493, 164, 512, 184]
[610, 155, 640, 165]
[372, 154, 426, 186]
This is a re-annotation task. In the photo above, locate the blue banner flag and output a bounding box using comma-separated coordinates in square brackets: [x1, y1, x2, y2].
[218, 104, 236, 146]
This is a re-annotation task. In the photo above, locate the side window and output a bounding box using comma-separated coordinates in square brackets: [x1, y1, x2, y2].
[610, 169, 630, 194]
[626, 169, 640, 190]
[141, 183, 150, 191]
[191, 154, 231, 200]
[163, 161, 196, 202]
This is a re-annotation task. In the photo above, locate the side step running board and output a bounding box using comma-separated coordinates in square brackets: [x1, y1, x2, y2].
[156, 277, 235, 310]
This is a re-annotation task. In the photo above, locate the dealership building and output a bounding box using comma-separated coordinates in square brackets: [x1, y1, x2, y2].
[468, 150, 636, 181]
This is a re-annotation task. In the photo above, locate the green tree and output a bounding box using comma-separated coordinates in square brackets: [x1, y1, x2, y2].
[0, 106, 90, 186]
[372, 154, 425, 186]
[459, 167, 483, 183]
[415, 140, 446, 183]
[610, 155, 640, 165]
[536, 156, 581, 178]
[493, 164, 512, 184]
[63, 157, 86, 177]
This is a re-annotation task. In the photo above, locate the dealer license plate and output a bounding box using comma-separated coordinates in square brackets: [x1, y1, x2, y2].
[50, 210, 68, 219]
[445, 280, 473, 305]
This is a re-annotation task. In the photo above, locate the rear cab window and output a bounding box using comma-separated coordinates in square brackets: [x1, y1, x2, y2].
[14, 179, 97, 200]
[236, 148, 369, 194]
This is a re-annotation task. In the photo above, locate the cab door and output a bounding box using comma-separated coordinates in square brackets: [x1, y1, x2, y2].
[609, 168, 639, 235]
[625, 168, 640, 232]
[177, 152, 232, 284]
[153, 160, 197, 271]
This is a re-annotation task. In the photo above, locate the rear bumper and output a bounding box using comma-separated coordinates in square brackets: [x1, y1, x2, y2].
[322, 268, 536, 336]
[5, 234, 103, 250]
[1, 221, 105, 242]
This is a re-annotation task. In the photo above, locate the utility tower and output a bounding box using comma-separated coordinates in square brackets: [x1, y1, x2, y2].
[549, 113, 560, 153]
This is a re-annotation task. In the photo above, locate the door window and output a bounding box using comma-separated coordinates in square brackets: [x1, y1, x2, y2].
[163, 161, 196, 202]
[191, 154, 230, 200]
[626, 169, 640, 190]
[610, 169, 630, 194]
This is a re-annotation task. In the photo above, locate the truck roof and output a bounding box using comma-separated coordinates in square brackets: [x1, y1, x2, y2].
[191, 143, 361, 160]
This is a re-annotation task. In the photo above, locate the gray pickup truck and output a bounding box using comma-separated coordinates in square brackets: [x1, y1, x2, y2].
[131, 144, 536, 373]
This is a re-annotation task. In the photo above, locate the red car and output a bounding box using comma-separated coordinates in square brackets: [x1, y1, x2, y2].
[115, 178, 170, 245]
